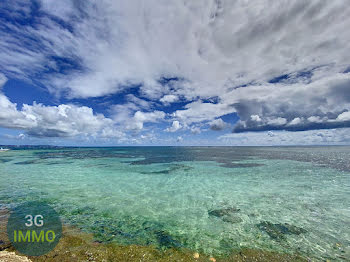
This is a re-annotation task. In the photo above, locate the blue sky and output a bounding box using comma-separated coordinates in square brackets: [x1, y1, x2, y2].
[1, 1, 350, 146]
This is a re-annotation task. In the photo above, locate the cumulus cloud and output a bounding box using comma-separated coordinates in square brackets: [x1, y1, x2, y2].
[165, 121, 182, 132]
[190, 126, 201, 134]
[209, 118, 227, 131]
[336, 111, 350, 121]
[176, 136, 183, 142]
[110, 95, 164, 132]
[287, 117, 302, 126]
[173, 100, 235, 125]
[250, 115, 262, 122]
[0, 90, 123, 138]
[127, 110, 165, 131]
[160, 95, 179, 105]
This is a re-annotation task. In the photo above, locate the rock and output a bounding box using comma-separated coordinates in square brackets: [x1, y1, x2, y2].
[257, 221, 307, 240]
[221, 215, 243, 224]
[193, 252, 200, 259]
[154, 230, 182, 249]
[0, 240, 11, 251]
[208, 207, 242, 224]
[208, 207, 240, 218]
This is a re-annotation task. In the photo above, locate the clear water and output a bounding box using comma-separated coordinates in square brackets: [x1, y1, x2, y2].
[0, 147, 349, 261]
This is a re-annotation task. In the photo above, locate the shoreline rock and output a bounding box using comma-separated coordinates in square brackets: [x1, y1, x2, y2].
[0, 251, 32, 262]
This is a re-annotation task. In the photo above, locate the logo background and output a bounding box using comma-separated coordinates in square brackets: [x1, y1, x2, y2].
[7, 201, 62, 256]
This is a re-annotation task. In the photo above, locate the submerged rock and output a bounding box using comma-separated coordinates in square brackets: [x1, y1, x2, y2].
[208, 207, 242, 224]
[14, 160, 38, 165]
[257, 221, 307, 240]
[208, 207, 241, 218]
[154, 230, 182, 249]
[222, 215, 243, 224]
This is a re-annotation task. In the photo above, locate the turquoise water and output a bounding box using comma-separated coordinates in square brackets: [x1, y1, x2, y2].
[0, 147, 349, 261]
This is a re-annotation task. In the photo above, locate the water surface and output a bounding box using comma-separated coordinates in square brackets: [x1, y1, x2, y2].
[0, 146, 349, 261]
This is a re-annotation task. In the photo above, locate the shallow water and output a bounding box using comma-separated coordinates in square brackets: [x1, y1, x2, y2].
[0, 147, 349, 261]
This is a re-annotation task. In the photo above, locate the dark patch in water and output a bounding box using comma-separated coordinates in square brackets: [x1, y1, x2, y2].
[208, 207, 242, 224]
[208, 207, 241, 217]
[219, 162, 264, 168]
[128, 147, 266, 169]
[141, 164, 193, 175]
[141, 221, 184, 248]
[45, 161, 73, 165]
[154, 230, 182, 249]
[221, 215, 243, 223]
[34, 149, 136, 160]
[143, 170, 172, 175]
[14, 159, 39, 165]
[257, 221, 307, 240]
[0, 158, 12, 163]
[92, 223, 134, 242]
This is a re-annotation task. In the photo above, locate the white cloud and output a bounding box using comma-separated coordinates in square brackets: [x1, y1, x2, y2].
[288, 117, 303, 126]
[190, 126, 201, 134]
[160, 94, 179, 105]
[40, 0, 74, 20]
[251, 115, 262, 122]
[209, 118, 227, 131]
[0, 91, 124, 138]
[307, 116, 325, 123]
[0, 73, 7, 88]
[127, 110, 165, 131]
[336, 111, 350, 121]
[267, 117, 287, 126]
[110, 96, 160, 132]
[165, 120, 182, 132]
[267, 131, 275, 137]
[125, 94, 152, 110]
[173, 100, 235, 125]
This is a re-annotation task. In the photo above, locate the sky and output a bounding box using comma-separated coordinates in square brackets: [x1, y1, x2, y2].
[0, 0, 350, 146]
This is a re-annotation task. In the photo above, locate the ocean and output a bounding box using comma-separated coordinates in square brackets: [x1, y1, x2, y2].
[0, 146, 349, 261]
